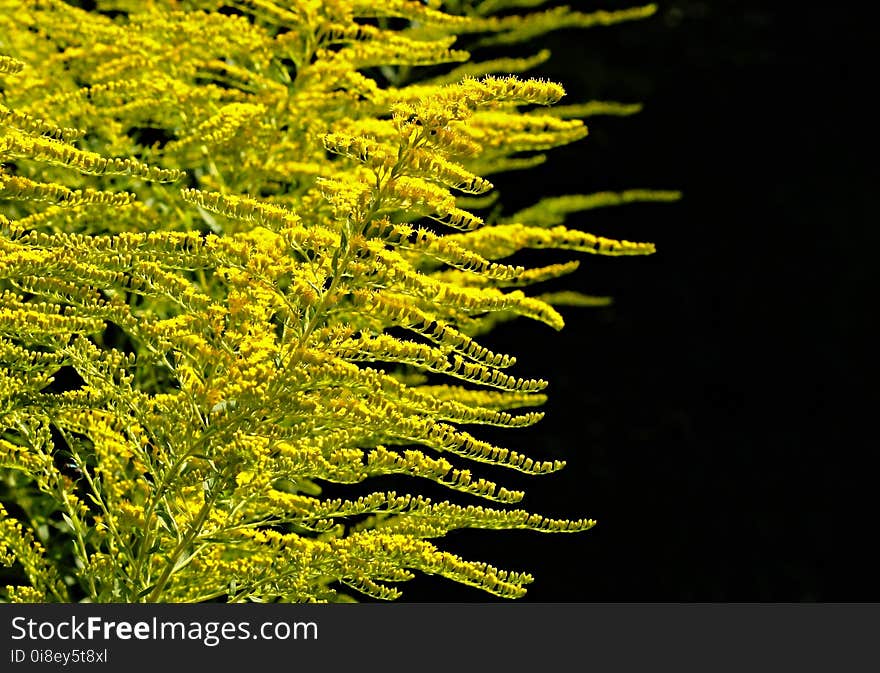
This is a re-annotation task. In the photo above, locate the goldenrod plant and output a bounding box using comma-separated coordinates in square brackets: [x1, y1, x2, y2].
[0, 0, 678, 603]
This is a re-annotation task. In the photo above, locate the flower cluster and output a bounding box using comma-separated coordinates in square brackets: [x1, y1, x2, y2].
[0, 0, 676, 602]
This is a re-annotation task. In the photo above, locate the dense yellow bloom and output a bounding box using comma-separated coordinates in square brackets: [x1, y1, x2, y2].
[0, 0, 676, 603]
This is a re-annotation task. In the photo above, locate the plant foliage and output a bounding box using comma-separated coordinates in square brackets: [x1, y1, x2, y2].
[0, 0, 678, 602]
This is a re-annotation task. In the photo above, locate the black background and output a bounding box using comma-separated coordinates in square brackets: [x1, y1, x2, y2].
[401, 1, 875, 601]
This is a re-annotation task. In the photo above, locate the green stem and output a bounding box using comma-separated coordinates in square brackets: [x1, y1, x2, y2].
[145, 487, 218, 603]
